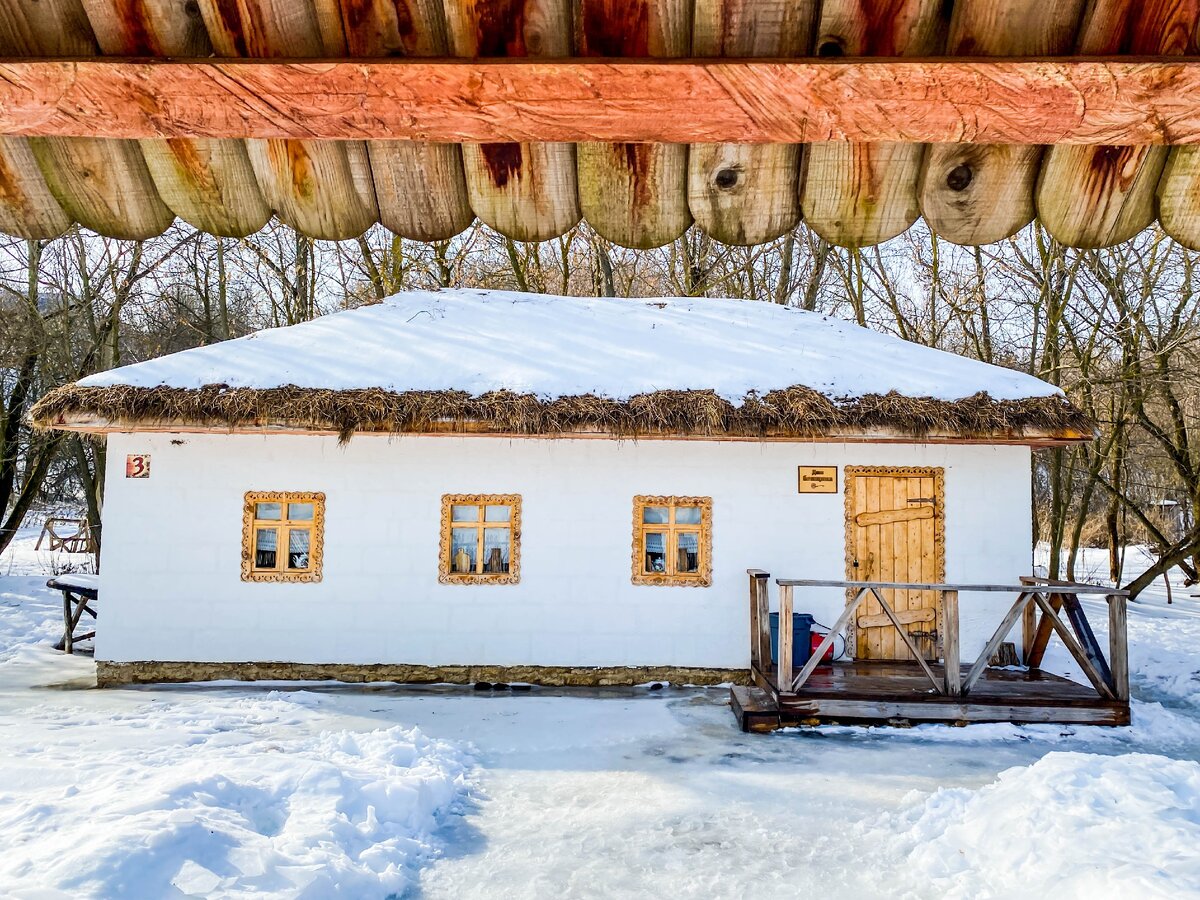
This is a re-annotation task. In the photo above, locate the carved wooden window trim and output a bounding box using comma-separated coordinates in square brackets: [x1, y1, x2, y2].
[632, 495, 713, 587]
[439, 494, 522, 585]
[241, 491, 325, 583]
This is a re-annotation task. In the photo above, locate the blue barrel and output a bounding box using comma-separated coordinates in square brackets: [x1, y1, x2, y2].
[769, 612, 815, 667]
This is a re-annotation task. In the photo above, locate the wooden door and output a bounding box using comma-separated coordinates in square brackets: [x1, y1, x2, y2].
[845, 466, 945, 661]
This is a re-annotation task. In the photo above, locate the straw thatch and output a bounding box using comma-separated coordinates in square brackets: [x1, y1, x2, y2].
[31, 384, 1093, 443]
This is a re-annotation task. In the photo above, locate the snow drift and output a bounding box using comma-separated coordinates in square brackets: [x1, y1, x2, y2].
[878, 751, 1200, 898]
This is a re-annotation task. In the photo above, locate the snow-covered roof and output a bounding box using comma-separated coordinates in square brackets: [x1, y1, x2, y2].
[35, 290, 1090, 443]
[77, 289, 1052, 401]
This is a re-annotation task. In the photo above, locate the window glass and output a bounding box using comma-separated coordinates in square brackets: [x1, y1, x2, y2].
[288, 529, 311, 569]
[677, 531, 700, 574]
[442, 495, 520, 583]
[244, 492, 324, 582]
[643, 531, 667, 573]
[484, 504, 511, 522]
[451, 504, 479, 522]
[642, 506, 669, 525]
[483, 528, 510, 573]
[676, 506, 702, 525]
[451, 527, 478, 573]
[255, 528, 278, 568]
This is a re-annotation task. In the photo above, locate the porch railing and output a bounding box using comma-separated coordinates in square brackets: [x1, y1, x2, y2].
[746, 570, 1129, 702]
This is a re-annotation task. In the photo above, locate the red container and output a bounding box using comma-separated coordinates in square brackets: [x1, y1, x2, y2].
[810, 631, 835, 662]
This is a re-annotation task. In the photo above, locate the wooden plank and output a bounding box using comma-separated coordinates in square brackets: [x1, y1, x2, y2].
[1031, 592, 1116, 700]
[1108, 593, 1129, 702]
[194, 0, 379, 241]
[575, 0, 691, 250]
[0, 0, 173, 239]
[961, 591, 1033, 695]
[1158, 134, 1200, 251]
[444, 0, 579, 242]
[4, 58, 1200, 147]
[80, 0, 270, 238]
[780, 580, 1118, 593]
[779, 697, 1130, 726]
[1036, 0, 1200, 249]
[334, 0, 472, 242]
[864, 473, 881, 659]
[800, 0, 946, 248]
[776, 582, 793, 693]
[942, 589, 960, 696]
[856, 607, 933, 630]
[687, 0, 813, 246]
[919, 0, 1086, 246]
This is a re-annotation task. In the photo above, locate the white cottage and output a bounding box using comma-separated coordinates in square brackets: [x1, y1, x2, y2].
[34, 290, 1091, 689]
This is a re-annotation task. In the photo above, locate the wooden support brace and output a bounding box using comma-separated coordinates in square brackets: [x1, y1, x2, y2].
[868, 587, 943, 694]
[1061, 594, 1113, 690]
[962, 592, 1034, 695]
[1031, 593, 1116, 700]
[790, 586, 866, 693]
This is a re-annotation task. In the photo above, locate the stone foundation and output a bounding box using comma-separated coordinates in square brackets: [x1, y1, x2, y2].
[96, 660, 750, 688]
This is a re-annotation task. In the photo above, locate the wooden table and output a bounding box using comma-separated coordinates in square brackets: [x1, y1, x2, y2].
[47, 575, 99, 654]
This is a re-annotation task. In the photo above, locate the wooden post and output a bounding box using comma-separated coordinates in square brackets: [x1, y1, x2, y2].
[755, 575, 771, 677]
[942, 589, 960, 696]
[1108, 593, 1130, 702]
[747, 570, 770, 673]
[1021, 595, 1038, 666]
[61, 591, 73, 655]
[777, 583, 794, 693]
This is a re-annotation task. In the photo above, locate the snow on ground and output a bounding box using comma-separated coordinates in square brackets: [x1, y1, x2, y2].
[1, 529, 1199, 898]
[77, 289, 1061, 403]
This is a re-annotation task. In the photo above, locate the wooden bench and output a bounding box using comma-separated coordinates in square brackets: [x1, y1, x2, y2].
[47, 575, 99, 654]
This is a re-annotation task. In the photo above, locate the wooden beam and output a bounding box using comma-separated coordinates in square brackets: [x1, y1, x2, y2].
[2, 58, 1200, 145]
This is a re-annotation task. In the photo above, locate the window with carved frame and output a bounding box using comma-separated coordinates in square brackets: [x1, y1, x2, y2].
[241, 491, 325, 583]
[440, 494, 521, 585]
[632, 496, 712, 587]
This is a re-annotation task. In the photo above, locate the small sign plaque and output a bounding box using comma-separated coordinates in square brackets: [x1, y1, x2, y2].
[125, 454, 150, 479]
[798, 466, 837, 494]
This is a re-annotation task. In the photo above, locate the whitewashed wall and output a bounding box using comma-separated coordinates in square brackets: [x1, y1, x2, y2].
[98, 433, 1033, 669]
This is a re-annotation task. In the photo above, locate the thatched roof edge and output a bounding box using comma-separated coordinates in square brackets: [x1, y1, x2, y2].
[31, 384, 1094, 444]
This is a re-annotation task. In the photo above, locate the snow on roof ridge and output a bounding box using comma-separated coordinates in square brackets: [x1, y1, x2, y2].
[74, 287, 1062, 404]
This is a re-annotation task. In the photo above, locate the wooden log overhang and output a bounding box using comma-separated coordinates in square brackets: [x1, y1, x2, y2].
[4, 57, 1200, 146]
[2, 0, 1199, 250]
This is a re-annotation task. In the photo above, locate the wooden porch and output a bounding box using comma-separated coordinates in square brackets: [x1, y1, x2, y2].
[734, 571, 1131, 731]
